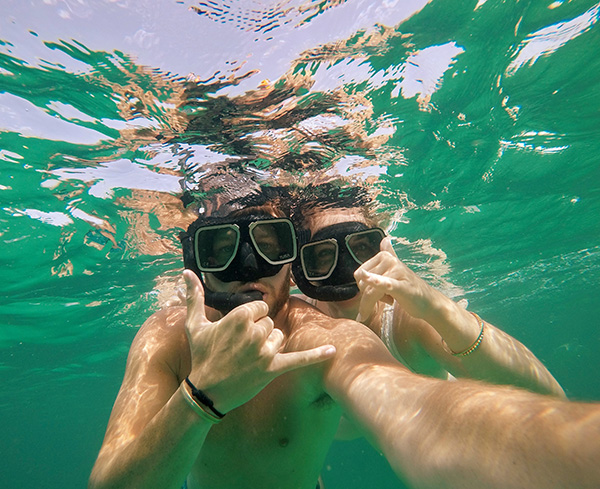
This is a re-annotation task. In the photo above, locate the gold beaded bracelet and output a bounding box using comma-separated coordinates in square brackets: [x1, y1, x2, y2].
[444, 312, 485, 357]
[180, 382, 223, 424]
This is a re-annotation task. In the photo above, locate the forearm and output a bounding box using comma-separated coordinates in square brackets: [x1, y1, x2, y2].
[89, 384, 212, 489]
[424, 296, 565, 397]
[355, 257, 563, 396]
[331, 363, 600, 489]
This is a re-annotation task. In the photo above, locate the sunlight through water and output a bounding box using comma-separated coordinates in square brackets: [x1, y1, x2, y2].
[2, 1, 600, 488]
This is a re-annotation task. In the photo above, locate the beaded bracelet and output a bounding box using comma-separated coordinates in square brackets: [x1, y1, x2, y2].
[444, 312, 485, 357]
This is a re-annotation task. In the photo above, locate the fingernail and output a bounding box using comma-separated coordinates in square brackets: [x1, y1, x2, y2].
[325, 346, 336, 355]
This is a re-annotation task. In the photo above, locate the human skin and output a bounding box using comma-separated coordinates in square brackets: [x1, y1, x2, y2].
[299, 207, 565, 397]
[88, 264, 404, 489]
[328, 359, 600, 489]
[89, 269, 599, 489]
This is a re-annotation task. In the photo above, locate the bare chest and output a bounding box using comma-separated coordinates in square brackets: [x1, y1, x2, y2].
[189, 370, 341, 489]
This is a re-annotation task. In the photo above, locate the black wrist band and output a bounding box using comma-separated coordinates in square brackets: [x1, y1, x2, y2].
[184, 377, 226, 419]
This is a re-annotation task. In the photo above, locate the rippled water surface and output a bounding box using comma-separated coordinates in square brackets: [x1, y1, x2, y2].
[2, 1, 600, 488]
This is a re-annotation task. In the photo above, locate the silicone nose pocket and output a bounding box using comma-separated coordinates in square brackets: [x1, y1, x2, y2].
[240, 242, 259, 271]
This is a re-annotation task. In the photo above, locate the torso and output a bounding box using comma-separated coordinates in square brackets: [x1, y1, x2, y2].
[177, 298, 343, 489]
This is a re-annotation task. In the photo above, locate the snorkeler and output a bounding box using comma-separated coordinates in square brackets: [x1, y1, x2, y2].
[291, 185, 565, 397]
[88, 194, 410, 489]
[88, 189, 600, 489]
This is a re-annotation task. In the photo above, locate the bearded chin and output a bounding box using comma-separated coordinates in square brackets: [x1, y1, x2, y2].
[269, 269, 291, 318]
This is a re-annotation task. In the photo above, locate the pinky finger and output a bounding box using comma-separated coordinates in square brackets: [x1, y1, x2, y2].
[271, 345, 337, 374]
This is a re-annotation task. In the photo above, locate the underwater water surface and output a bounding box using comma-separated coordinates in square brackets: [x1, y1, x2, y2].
[1, 1, 600, 488]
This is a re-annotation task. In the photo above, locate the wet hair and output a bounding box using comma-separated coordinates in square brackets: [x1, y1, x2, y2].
[183, 184, 293, 219]
[290, 183, 383, 230]
[226, 186, 292, 218]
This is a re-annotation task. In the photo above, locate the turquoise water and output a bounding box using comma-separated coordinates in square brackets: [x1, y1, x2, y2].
[2, 1, 600, 488]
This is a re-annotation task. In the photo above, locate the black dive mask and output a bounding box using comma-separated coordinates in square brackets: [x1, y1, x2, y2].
[292, 222, 385, 302]
[181, 214, 297, 312]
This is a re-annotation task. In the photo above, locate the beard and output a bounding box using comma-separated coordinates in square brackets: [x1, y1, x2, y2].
[268, 267, 291, 318]
[203, 267, 291, 318]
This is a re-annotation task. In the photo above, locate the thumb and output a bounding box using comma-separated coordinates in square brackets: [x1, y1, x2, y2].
[183, 269, 208, 324]
[381, 236, 398, 257]
[355, 269, 389, 324]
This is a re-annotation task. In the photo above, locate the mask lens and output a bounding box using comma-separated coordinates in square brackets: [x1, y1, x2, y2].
[194, 224, 240, 271]
[249, 219, 297, 265]
[300, 239, 338, 280]
[346, 229, 385, 264]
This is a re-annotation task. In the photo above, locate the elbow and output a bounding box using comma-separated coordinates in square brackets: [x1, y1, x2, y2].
[551, 382, 567, 400]
[88, 462, 116, 489]
[87, 471, 105, 489]
[528, 375, 567, 399]
[533, 370, 566, 399]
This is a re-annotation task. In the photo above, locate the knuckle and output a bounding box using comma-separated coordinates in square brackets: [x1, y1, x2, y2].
[236, 301, 268, 320]
[261, 317, 274, 332]
[229, 305, 252, 323]
[269, 327, 283, 343]
[249, 327, 265, 344]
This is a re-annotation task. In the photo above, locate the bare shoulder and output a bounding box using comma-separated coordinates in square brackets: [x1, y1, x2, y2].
[286, 298, 400, 402]
[287, 296, 359, 332]
[133, 306, 187, 343]
[287, 297, 393, 360]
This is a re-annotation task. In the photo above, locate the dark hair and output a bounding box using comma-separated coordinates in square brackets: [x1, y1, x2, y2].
[290, 182, 382, 229]
[183, 184, 293, 219]
[227, 186, 292, 218]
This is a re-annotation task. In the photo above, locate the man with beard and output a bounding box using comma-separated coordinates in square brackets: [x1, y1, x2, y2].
[89, 197, 398, 489]
[89, 195, 599, 489]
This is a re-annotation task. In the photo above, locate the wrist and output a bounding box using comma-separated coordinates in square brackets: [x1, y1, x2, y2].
[441, 312, 485, 357]
[421, 289, 458, 326]
[425, 296, 481, 348]
[180, 378, 226, 423]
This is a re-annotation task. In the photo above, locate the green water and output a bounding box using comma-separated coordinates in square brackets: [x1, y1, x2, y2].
[1, 1, 599, 488]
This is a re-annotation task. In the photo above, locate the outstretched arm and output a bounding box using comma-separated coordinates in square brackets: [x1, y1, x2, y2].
[326, 353, 599, 489]
[88, 270, 335, 489]
[355, 238, 564, 397]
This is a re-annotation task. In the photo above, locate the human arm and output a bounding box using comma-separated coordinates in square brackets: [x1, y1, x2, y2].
[355, 238, 565, 397]
[88, 270, 335, 489]
[325, 347, 600, 489]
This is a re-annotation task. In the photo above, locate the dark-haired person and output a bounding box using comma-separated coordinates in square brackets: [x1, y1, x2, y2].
[88, 194, 600, 489]
[292, 191, 564, 397]
[88, 197, 417, 489]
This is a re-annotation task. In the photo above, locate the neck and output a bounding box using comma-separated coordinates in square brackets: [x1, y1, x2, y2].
[318, 297, 385, 337]
[318, 296, 360, 321]
[271, 299, 291, 336]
